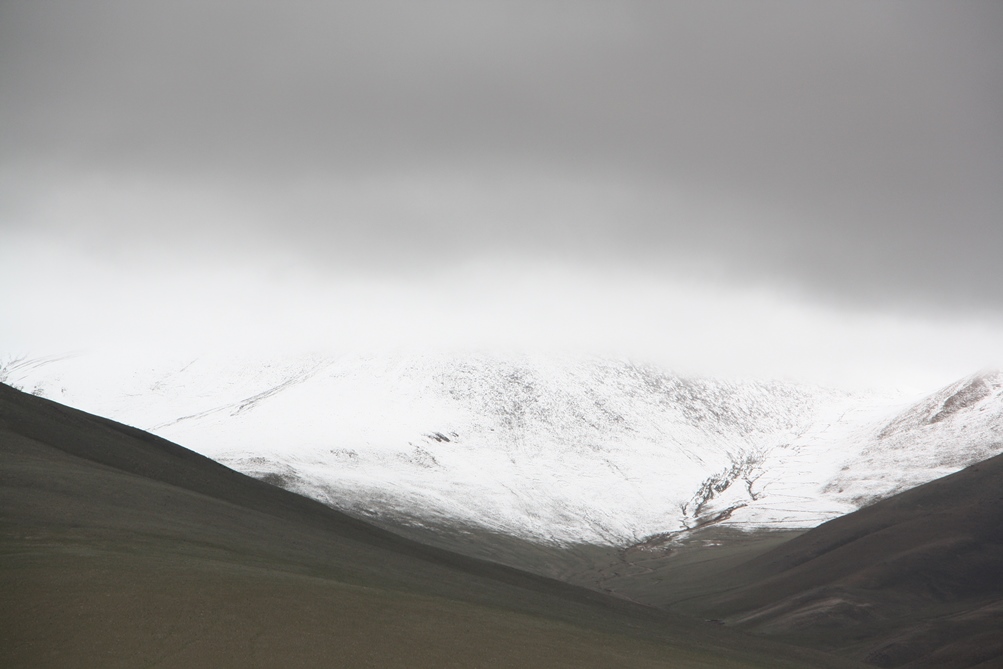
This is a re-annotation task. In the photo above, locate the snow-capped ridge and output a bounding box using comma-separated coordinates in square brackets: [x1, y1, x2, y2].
[877, 369, 1001, 438]
[823, 370, 1003, 508]
[8, 350, 1003, 548]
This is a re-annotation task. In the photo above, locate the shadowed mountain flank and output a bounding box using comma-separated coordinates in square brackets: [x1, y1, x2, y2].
[0, 384, 859, 669]
[690, 452, 1003, 668]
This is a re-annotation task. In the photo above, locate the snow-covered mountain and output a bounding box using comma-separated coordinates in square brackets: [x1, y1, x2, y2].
[823, 370, 1003, 507]
[4, 352, 1001, 548]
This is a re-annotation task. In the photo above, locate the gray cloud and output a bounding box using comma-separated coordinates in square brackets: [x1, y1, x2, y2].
[1, 1, 1002, 313]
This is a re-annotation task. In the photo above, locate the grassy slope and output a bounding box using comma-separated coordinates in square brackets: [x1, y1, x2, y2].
[0, 384, 859, 669]
[682, 453, 1003, 668]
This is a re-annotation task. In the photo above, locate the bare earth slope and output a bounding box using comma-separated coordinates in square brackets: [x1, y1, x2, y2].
[0, 383, 859, 669]
[689, 452, 1003, 668]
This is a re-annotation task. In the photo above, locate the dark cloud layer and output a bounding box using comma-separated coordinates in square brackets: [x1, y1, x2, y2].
[1, 1, 1001, 313]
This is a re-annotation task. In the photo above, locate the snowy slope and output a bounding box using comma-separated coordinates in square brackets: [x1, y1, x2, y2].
[822, 370, 1003, 507]
[5, 351, 1001, 547]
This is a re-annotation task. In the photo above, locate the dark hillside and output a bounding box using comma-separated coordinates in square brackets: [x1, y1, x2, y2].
[693, 450, 1003, 668]
[0, 384, 857, 668]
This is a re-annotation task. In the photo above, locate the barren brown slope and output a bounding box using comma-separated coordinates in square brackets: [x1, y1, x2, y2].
[0, 383, 859, 669]
[687, 451, 1003, 668]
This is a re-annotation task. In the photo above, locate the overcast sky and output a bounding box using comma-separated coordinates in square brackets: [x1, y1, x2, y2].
[1, 1, 1001, 390]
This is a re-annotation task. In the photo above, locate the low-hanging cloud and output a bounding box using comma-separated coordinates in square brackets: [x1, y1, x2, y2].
[1, 1, 1001, 387]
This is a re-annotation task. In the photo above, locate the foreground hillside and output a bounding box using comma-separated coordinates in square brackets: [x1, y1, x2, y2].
[703, 451, 1003, 668]
[584, 454, 1003, 668]
[0, 383, 857, 669]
